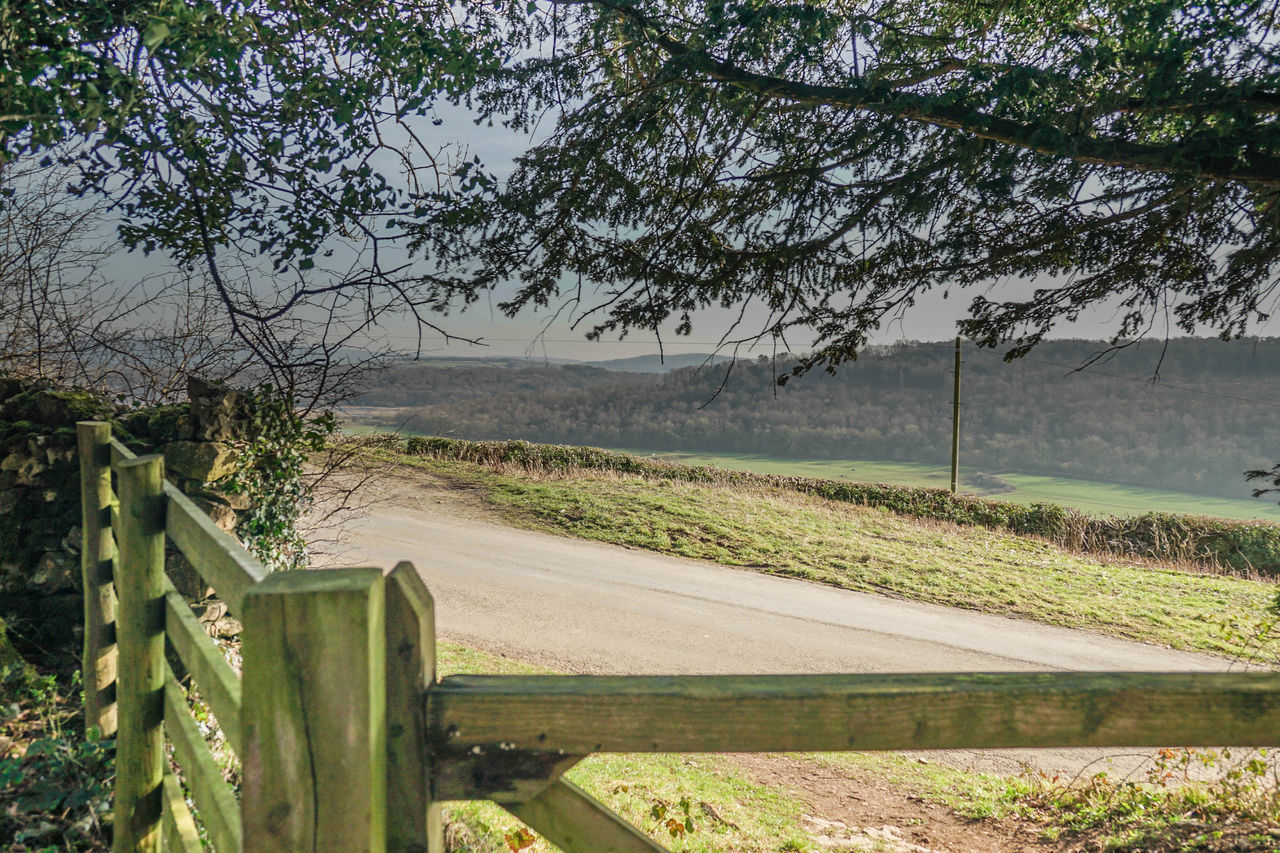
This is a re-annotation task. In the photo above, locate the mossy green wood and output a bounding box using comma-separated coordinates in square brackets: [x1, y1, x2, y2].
[504, 779, 668, 853]
[77, 422, 117, 738]
[110, 437, 137, 464]
[160, 768, 203, 853]
[162, 665, 241, 853]
[429, 672, 1280, 759]
[241, 569, 387, 853]
[113, 455, 167, 853]
[162, 580, 242, 753]
[111, 436, 268, 614]
[385, 563, 443, 853]
[163, 482, 268, 616]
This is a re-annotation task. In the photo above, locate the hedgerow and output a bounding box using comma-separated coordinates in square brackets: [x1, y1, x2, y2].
[403, 436, 1280, 575]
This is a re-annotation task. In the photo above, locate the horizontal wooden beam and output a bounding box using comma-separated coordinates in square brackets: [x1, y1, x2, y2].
[109, 438, 138, 465]
[504, 779, 668, 853]
[164, 482, 267, 616]
[435, 750, 584, 803]
[160, 767, 203, 853]
[112, 436, 268, 614]
[163, 665, 242, 853]
[163, 580, 242, 754]
[428, 672, 1280, 759]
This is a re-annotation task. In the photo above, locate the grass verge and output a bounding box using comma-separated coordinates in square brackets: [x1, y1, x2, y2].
[380, 447, 1278, 660]
[640, 450, 1280, 524]
[807, 750, 1280, 852]
[397, 437, 1280, 576]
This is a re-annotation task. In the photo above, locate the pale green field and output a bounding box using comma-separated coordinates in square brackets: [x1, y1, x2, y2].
[624, 450, 1280, 522]
[339, 417, 1280, 522]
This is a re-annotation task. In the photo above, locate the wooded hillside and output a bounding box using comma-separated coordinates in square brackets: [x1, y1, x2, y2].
[354, 339, 1280, 501]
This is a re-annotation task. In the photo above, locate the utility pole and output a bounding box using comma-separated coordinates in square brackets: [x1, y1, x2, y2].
[950, 336, 962, 494]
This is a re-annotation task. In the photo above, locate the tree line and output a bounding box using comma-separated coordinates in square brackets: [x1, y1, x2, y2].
[356, 338, 1280, 501]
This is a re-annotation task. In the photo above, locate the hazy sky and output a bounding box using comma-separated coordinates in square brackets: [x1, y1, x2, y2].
[96, 100, 1270, 364]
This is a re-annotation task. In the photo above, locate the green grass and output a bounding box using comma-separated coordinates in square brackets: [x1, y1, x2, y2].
[435, 641, 822, 852]
[389, 451, 1280, 660]
[634, 450, 1280, 523]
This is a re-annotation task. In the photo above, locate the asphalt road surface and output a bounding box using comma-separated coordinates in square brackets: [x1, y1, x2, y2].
[335, 498, 1245, 776]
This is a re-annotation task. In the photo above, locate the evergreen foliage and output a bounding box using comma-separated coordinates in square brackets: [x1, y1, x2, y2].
[458, 1, 1280, 370]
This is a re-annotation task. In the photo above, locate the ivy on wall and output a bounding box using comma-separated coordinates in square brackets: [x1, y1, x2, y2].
[224, 386, 335, 573]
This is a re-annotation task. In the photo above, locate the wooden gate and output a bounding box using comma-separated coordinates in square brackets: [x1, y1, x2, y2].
[79, 421, 1280, 853]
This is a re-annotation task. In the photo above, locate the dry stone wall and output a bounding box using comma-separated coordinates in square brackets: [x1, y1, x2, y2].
[0, 376, 253, 664]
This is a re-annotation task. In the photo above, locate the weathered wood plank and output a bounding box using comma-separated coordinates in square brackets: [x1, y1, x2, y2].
[110, 438, 138, 465]
[435, 749, 585, 804]
[504, 779, 668, 853]
[428, 672, 1280, 759]
[241, 568, 387, 853]
[163, 483, 267, 616]
[384, 562, 442, 853]
[160, 767, 203, 853]
[78, 422, 118, 738]
[114, 455, 167, 853]
[162, 666, 241, 853]
[163, 579, 242, 754]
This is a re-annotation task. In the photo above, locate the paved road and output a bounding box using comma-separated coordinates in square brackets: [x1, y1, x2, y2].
[337, 503, 1243, 775]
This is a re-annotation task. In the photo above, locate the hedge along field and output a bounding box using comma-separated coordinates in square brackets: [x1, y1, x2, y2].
[639, 450, 1280, 523]
[400, 436, 1280, 577]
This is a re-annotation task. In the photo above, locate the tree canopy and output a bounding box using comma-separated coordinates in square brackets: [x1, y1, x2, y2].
[3, 0, 1279, 376]
[454, 0, 1280, 373]
[2, 0, 522, 378]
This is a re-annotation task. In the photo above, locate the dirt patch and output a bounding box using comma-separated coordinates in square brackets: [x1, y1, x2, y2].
[729, 753, 1055, 853]
[360, 463, 495, 521]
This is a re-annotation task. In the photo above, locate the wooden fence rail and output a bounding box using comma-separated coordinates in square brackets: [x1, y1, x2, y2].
[79, 424, 274, 853]
[78, 420, 1280, 853]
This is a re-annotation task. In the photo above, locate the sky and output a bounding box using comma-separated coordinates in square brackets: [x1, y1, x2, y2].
[94, 99, 1270, 365]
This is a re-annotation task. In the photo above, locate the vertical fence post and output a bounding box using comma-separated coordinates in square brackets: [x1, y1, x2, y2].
[385, 562, 443, 853]
[77, 422, 117, 738]
[114, 455, 167, 853]
[242, 568, 388, 853]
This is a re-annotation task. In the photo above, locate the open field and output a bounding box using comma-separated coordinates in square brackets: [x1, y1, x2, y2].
[630, 450, 1280, 523]
[340, 417, 1280, 523]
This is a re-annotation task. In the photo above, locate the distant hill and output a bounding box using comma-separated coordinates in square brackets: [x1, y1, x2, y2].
[581, 353, 737, 373]
[350, 338, 1280, 502]
[389, 355, 577, 369]
[353, 361, 639, 407]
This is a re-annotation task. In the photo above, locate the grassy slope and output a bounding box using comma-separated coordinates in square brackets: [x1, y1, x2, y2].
[344, 419, 1280, 520]
[637, 450, 1280, 523]
[389, 452, 1278, 659]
